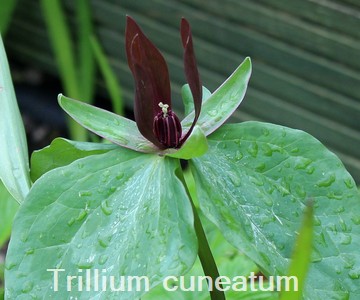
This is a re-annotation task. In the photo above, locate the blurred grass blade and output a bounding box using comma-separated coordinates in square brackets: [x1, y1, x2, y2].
[40, 0, 87, 141]
[76, 0, 95, 102]
[0, 0, 18, 36]
[280, 202, 314, 300]
[40, 0, 79, 98]
[90, 35, 124, 115]
[0, 36, 31, 204]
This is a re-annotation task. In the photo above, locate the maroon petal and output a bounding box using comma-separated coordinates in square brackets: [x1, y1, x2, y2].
[125, 16, 171, 147]
[179, 18, 202, 144]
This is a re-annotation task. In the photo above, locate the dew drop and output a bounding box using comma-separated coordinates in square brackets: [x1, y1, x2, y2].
[25, 248, 34, 255]
[344, 178, 354, 189]
[316, 174, 336, 187]
[334, 206, 345, 213]
[260, 215, 275, 227]
[343, 256, 355, 269]
[99, 255, 109, 265]
[306, 166, 315, 174]
[310, 248, 322, 263]
[101, 200, 113, 216]
[235, 150, 243, 161]
[5, 260, 17, 270]
[290, 147, 299, 153]
[20, 231, 29, 242]
[76, 209, 88, 222]
[292, 211, 299, 217]
[247, 142, 258, 158]
[339, 220, 352, 232]
[313, 216, 321, 226]
[22, 281, 33, 293]
[264, 197, 273, 207]
[78, 190, 92, 197]
[77, 260, 94, 269]
[116, 172, 124, 180]
[262, 128, 270, 136]
[340, 235, 352, 245]
[327, 192, 342, 200]
[348, 269, 360, 280]
[207, 109, 217, 117]
[98, 235, 111, 248]
[229, 173, 241, 187]
[350, 216, 360, 225]
[294, 158, 312, 170]
[67, 217, 76, 227]
[255, 163, 266, 172]
[262, 144, 273, 156]
[250, 176, 264, 187]
[214, 115, 222, 122]
[295, 185, 306, 199]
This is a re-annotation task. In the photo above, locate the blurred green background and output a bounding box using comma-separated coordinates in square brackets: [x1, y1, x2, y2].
[2, 0, 360, 182]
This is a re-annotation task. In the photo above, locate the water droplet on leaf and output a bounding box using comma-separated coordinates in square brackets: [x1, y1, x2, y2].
[340, 235, 352, 245]
[79, 190, 92, 197]
[247, 142, 258, 158]
[101, 200, 113, 216]
[316, 174, 336, 187]
[348, 269, 360, 279]
[344, 178, 354, 189]
[21, 281, 33, 293]
[99, 255, 109, 265]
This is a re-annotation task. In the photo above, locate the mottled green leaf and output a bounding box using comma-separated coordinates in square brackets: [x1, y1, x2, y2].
[190, 122, 360, 300]
[30, 138, 117, 182]
[6, 148, 197, 299]
[0, 36, 30, 204]
[181, 57, 251, 136]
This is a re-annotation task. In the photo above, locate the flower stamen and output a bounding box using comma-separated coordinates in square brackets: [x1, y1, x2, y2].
[158, 102, 169, 117]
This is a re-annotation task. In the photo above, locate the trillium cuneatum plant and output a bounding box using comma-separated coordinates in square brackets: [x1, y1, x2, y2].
[2, 16, 360, 300]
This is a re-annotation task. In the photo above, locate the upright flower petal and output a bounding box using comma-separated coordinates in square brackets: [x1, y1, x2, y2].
[180, 18, 202, 145]
[125, 16, 171, 147]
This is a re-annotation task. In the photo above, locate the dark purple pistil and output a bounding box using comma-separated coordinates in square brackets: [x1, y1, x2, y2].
[153, 102, 182, 148]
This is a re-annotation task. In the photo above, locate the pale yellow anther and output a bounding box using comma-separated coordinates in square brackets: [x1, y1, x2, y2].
[158, 102, 169, 117]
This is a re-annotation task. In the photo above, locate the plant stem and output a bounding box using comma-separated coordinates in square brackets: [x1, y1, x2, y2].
[178, 163, 226, 300]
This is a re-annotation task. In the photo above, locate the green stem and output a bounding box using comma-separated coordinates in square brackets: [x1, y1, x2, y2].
[178, 163, 226, 300]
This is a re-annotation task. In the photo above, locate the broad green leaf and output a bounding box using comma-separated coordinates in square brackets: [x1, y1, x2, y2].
[0, 36, 31, 204]
[181, 85, 212, 116]
[0, 180, 18, 247]
[280, 203, 313, 300]
[144, 211, 277, 300]
[58, 94, 158, 153]
[5, 148, 197, 299]
[90, 35, 124, 116]
[190, 122, 360, 300]
[166, 126, 208, 160]
[30, 138, 118, 182]
[181, 57, 251, 136]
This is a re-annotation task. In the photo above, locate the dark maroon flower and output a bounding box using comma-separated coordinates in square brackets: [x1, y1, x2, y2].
[126, 16, 202, 149]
